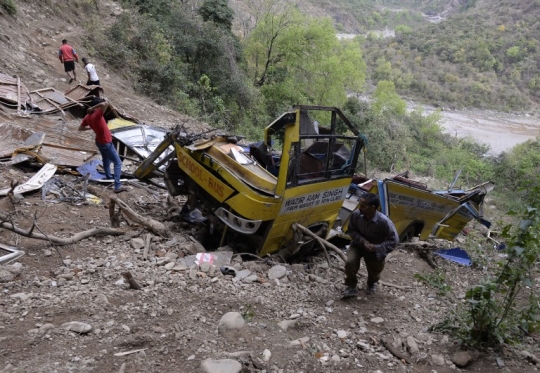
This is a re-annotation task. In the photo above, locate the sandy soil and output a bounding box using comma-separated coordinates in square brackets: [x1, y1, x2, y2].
[423, 108, 540, 156]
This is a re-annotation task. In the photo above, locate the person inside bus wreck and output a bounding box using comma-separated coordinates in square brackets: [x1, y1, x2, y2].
[341, 192, 399, 297]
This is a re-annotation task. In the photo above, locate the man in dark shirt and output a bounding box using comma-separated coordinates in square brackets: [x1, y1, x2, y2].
[78, 100, 128, 193]
[342, 192, 398, 297]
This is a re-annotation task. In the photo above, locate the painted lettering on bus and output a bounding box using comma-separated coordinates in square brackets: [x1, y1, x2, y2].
[280, 187, 347, 214]
[179, 151, 224, 198]
[208, 177, 224, 198]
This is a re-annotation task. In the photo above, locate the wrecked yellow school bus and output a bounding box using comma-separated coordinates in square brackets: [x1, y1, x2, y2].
[135, 105, 493, 260]
[336, 173, 494, 244]
[136, 105, 365, 259]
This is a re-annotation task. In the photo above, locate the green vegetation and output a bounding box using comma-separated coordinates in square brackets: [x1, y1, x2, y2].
[84, 0, 368, 135]
[241, 303, 255, 322]
[363, 0, 540, 111]
[0, 0, 17, 15]
[414, 269, 452, 296]
[244, 6, 365, 116]
[85, 0, 254, 132]
[81, 0, 540, 212]
[433, 182, 540, 346]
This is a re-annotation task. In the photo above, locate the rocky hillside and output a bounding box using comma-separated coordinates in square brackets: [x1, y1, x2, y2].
[0, 0, 202, 129]
[0, 2, 539, 373]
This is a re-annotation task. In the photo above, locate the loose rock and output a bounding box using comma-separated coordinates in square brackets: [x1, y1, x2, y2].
[268, 265, 287, 280]
[218, 312, 245, 333]
[407, 336, 420, 353]
[432, 354, 445, 366]
[277, 319, 297, 331]
[200, 358, 242, 373]
[62, 321, 92, 334]
[452, 351, 473, 367]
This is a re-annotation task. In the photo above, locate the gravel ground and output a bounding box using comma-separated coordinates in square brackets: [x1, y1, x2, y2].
[0, 170, 539, 373]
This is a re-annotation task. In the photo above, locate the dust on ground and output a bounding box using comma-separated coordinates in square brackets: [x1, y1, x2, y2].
[0, 2, 539, 373]
[1, 183, 539, 373]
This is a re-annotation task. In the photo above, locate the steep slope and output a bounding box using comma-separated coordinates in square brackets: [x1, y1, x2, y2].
[0, 0, 205, 130]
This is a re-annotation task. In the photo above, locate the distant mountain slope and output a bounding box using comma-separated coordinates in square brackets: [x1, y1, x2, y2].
[230, 0, 469, 35]
[230, 0, 445, 35]
[362, 0, 540, 111]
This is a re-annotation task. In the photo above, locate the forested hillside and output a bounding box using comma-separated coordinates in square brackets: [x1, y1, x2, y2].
[363, 0, 540, 111]
[233, 0, 540, 112]
[1, 0, 538, 205]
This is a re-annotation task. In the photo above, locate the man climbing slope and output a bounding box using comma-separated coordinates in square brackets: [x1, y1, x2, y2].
[58, 39, 79, 83]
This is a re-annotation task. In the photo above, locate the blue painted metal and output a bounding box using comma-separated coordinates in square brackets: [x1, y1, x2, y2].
[76, 159, 106, 181]
[377, 180, 388, 216]
[435, 247, 472, 266]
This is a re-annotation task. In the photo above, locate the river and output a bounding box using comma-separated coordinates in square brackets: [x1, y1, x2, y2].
[421, 106, 540, 156]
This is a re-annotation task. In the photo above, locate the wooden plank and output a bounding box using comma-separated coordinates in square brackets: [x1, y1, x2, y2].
[16, 77, 21, 114]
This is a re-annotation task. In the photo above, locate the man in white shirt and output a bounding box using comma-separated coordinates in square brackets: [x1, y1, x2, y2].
[82, 57, 100, 86]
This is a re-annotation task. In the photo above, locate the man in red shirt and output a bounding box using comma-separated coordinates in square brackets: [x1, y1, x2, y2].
[58, 39, 79, 83]
[78, 100, 128, 193]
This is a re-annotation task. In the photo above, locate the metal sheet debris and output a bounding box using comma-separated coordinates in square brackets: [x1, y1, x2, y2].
[0, 163, 58, 197]
[0, 123, 34, 159]
[434, 247, 472, 266]
[111, 124, 174, 170]
[0, 73, 30, 110]
[41, 176, 102, 205]
[10, 131, 45, 165]
[0, 118, 99, 167]
[0, 243, 25, 265]
[39, 143, 99, 167]
[64, 84, 103, 102]
[28, 87, 73, 113]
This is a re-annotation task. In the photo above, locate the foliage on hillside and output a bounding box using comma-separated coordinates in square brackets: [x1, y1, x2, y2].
[344, 82, 494, 187]
[363, 0, 540, 111]
[4, 0, 532, 212]
[307, 0, 428, 33]
[243, 5, 365, 117]
[83, 0, 368, 136]
[433, 179, 540, 347]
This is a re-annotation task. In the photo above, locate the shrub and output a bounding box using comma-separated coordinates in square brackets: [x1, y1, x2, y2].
[432, 181, 540, 346]
[0, 0, 16, 15]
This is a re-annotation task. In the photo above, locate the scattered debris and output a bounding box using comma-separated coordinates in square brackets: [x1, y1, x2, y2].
[434, 247, 472, 266]
[0, 73, 29, 113]
[0, 243, 25, 265]
[0, 163, 57, 197]
[113, 349, 147, 357]
[180, 251, 233, 268]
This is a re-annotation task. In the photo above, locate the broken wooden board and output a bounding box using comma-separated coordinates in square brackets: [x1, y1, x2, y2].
[0, 163, 57, 197]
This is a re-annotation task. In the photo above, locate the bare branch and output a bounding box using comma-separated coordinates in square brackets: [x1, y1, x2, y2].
[0, 219, 127, 245]
[109, 196, 169, 237]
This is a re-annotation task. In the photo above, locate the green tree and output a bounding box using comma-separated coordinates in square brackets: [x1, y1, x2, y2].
[371, 80, 406, 116]
[199, 0, 234, 29]
[495, 137, 540, 196]
[395, 25, 412, 34]
[506, 45, 521, 62]
[244, 8, 365, 115]
[0, 0, 16, 14]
